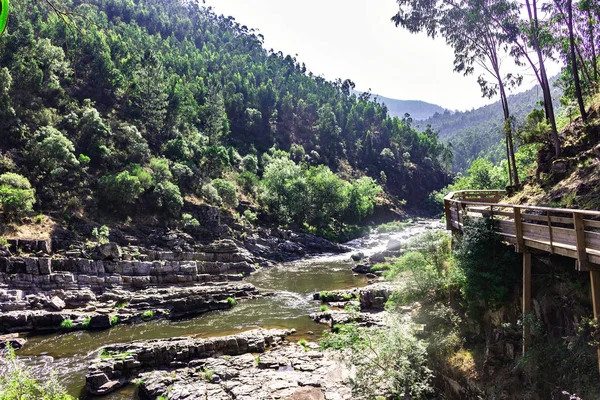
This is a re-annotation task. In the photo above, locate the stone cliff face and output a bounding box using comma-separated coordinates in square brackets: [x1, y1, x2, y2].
[0, 238, 260, 333]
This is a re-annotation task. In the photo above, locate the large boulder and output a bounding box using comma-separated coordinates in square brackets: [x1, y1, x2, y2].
[94, 243, 122, 261]
[386, 239, 401, 251]
[48, 296, 66, 311]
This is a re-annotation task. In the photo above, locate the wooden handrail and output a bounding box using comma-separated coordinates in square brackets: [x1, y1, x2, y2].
[444, 190, 600, 268]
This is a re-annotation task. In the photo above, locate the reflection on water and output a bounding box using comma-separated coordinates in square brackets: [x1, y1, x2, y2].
[16, 220, 440, 398]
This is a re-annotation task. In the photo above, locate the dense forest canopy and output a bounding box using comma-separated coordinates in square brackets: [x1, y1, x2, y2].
[0, 0, 451, 233]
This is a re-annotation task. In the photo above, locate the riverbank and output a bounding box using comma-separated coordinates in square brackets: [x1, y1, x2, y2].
[2, 219, 441, 398]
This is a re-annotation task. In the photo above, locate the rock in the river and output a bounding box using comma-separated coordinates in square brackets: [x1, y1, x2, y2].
[359, 283, 395, 310]
[136, 342, 353, 400]
[386, 239, 402, 251]
[86, 329, 292, 395]
[0, 334, 26, 350]
[350, 252, 364, 261]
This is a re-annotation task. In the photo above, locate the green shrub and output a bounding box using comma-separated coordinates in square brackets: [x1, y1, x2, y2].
[201, 367, 214, 382]
[243, 209, 258, 225]
[226, 297, 237, 306]
[149, 157, 173, 182]
[212, 178, 239, 208]
[129, 163, 154, 189]
[82, 317, 91, 329]
[454, 217, 519, 311]
[153, 181, 183, 216]
[0, 173, 36, 220]
[182, 213, 200, 232]
[141, 310, 154, 320]
[319, 305, 329, 312]
[201, 182, 222, 205]
[60, 319, 73, 329]
[110, 315, 119, 326]
[98, 171, 144, 209]
[92, 225, 110, 244]
[30, 127, 79, 172]
[0, 345, 74, 399]
[321, 322, 433, 399]
[241, 154, 258, 174]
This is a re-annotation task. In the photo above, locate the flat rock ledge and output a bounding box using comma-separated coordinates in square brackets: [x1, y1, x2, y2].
[86, 329, 292, 396]
[310, 310, 387, 330]
[0, 283, 258, 333]
[138, 343, 353, 400]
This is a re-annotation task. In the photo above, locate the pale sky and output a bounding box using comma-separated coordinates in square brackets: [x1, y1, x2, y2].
[205, 0, 562, 111]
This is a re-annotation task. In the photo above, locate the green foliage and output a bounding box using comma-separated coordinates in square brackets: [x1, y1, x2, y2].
[141, 310, 154, 320]
[98, 171, 144, 210]
[0, 173, 36, 220]
[92, 225, 110, 244]
[321, 322, 433, 399]
[376, 220, 409, 233]
[319, 305, 329, 312]
[454, 217, 520, 311]
[82, 317, 91, 329]
[242, 209, 258, 225]
[200, 182, 222, 205]
[153, 181, 183, 216]
[0, 0, 452, 223]
[181, 213, 200, 232]
[110, 315, 119, 326]
[383, 231, 458, 304]
[0, 345, 75, 400]
[226, 297, 237, 306]
[201, 367, 214, 382]
[211, 179, 239, 208]
[60, 319, 73, 329]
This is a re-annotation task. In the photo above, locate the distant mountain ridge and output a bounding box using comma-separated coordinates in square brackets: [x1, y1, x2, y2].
[414, 82, 562, 172]
[353, 90, 447, 120]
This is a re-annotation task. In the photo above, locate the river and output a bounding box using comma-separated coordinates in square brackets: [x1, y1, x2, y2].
[15, 220, 440, 399]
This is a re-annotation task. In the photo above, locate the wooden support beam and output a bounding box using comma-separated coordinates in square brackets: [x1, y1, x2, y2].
[444, 200, 452, 231]
[574, 213, 589, 270]
[514, 207, 524, 253]
[523, 252, 532, 354]
[591, 270, 600, 375]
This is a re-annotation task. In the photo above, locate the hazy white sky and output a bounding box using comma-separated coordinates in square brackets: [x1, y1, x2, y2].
[205, 0, 562, 111]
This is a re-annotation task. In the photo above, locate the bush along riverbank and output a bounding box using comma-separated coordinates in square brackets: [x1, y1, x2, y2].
[319, 218, 600, 399]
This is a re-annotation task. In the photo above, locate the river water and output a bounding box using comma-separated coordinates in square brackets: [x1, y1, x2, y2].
[15, 220, 440, 399]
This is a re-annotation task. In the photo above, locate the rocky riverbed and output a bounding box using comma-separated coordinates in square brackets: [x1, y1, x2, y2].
[2, 218, 442, 399]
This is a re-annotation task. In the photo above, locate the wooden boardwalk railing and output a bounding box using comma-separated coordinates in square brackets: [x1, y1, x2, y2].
[444, 190, 600, 270]
[444, 190, 600, 369]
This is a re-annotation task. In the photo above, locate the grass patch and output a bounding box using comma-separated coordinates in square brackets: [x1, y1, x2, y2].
[141, 310, 154, 320]
[110, 315, 119, 326]
[319, 305, 329, 312]
[376, 221, 410, 233]
[115, 301, 128, 309]
[201, 367, 214, 381]
[60, 319, 73, 329]
[100, 349, 132, 360]
[226, 297, 237, 306]
[81, 317, 91, 329]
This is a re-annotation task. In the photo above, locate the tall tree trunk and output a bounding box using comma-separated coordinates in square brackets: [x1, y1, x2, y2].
[587, 9, 599, 83]
[501, 92, 519, 186]
[568, 0, 587, 122]
[526, 0, 561, 156]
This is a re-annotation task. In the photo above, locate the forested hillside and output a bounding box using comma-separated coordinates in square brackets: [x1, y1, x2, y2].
[416, 83, 562, 172]
[0, 0, 451, 237]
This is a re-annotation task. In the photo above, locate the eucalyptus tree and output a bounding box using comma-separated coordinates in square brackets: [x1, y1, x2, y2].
[392, 0, 521, 185]
[493, 0, 562, 156]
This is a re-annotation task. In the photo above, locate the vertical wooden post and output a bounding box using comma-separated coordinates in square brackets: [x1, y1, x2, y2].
[444, 199, 452, 231]
[590, 270, 600, 374]
[523, 252, 532, 353]
[574, 213, 589, 271]
[514, 207, 524, 253]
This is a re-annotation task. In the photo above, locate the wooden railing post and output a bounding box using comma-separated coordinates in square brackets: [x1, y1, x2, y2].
[523, 252, 532, 353]
[514, 207, 524, 253]
[444, 199, 452, 231]
[590, 270, 600, 375]
[574, 212, 589, 271]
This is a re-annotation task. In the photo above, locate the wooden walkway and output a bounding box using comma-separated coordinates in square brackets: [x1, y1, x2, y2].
[444, 190, 600, 369]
